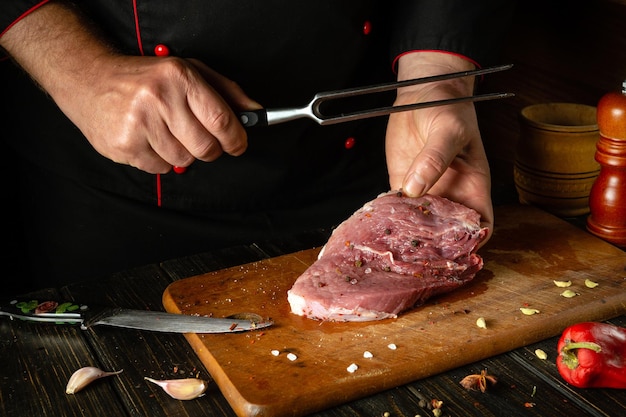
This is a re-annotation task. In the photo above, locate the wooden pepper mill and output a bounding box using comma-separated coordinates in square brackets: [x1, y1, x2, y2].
[587, 80, 626, 248]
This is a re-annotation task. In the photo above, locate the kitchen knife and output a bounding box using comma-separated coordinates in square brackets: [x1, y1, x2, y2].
[0, 299, 272, 333]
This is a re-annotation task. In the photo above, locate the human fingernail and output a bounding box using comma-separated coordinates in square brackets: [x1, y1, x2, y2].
[404, 172, 426, 197]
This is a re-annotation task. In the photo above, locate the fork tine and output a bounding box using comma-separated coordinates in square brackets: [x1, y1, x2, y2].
[313, 64, 513, 101]
[317, 92, 515, 126]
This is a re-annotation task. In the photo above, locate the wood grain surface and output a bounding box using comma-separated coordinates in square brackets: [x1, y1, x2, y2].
[162, 205, 626, 417]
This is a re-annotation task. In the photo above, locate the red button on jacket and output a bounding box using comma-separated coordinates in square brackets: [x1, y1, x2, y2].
[154, 44, 170, 56]
[344, 137, 356, 149]
[362, 20, 372, 35]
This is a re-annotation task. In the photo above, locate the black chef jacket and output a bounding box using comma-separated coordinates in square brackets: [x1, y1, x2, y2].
[0, 0, 514, 290]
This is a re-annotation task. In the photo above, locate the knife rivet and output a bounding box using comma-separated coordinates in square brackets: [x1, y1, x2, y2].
[344, 137, 356, 149]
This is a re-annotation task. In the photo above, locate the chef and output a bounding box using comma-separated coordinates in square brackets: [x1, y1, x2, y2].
[0, 0, 514, 291]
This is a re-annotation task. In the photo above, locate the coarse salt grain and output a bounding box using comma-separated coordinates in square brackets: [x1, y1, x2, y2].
[286, 353, 298, 361]
[271, 350, 280, 356]
[387, 343, 397, 350]
[346, 363, 358, 373]
[363, 351, 373, 359]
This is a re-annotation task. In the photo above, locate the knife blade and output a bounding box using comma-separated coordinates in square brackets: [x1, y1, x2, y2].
[0, 299, 272, 333]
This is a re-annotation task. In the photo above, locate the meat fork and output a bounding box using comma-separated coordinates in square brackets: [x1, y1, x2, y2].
[239, 64, 513, 127]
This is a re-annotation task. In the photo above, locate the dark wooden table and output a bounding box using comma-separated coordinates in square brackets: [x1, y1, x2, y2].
[2, 229, 625, 417]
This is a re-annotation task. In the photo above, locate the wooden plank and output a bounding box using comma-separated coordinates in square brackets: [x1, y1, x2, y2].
[162, 204, 626, 417]
[0, 288, 128, 417]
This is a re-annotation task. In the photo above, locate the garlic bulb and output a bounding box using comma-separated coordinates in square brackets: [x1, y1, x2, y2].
[66, 367, 123, 394]
[144, 377, 208, 400]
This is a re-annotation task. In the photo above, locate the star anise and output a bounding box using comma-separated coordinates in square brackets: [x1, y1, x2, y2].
[459, 369, 497, 393]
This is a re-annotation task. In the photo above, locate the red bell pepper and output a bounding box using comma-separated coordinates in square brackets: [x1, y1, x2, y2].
[556, 322, 626, 389]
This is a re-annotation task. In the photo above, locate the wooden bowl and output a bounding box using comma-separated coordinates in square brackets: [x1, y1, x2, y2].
[514, 103, 600, 217]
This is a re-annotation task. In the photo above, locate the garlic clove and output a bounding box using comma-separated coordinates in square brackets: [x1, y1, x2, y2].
[66, 366, 123, 394]
[144, 377, 208, 400]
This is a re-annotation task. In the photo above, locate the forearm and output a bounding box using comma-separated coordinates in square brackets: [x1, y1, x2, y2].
[0, 1, 116, 103]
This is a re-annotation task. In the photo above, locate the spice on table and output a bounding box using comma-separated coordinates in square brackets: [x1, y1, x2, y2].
[476, 317, 487, 329]
[144, 377, 208, 400]
[560, 290, 578, 298]
[430, 399, 443, 417]
[553, 280, 572, 287]
[66, 367, 123, 394]
[556, 322, 626, 388]
[585, 279, 599, 288]
[459, 369, 497, 393]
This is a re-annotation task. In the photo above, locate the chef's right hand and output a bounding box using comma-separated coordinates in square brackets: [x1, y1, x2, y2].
[69, 55, 262, 174]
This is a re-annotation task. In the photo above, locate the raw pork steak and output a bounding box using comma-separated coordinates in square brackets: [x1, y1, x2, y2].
[287, 191, 488, 321]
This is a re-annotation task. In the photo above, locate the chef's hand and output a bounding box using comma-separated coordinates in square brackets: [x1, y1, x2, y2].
[386, 52, 494, 242]
[0, 2, 259, 174]
[68, 55, 260, 173]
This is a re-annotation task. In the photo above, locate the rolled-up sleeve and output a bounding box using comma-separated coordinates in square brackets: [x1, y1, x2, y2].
[1, 0, 50, 38]
[390, 0, 516, 68]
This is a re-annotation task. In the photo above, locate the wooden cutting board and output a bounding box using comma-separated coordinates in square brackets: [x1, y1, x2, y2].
[163, 204, 626, 417]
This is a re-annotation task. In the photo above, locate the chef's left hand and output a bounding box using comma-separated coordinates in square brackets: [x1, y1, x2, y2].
[386, 52, 493, 243]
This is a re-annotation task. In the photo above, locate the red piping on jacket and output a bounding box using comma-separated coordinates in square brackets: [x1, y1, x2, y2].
[131, 0, 162, 206]
[132, 0, 145, 56]
[0, 0, 50, 38]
